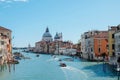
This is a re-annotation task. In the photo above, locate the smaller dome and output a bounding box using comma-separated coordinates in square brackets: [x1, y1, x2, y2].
[54, 33, 60, 39]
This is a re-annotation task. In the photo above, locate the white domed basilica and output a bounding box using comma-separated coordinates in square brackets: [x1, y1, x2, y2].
[34, 27, 63, 53]
[42, 27, 53, 42]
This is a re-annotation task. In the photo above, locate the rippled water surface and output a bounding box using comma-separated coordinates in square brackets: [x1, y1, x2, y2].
[0, 51, 117, 80]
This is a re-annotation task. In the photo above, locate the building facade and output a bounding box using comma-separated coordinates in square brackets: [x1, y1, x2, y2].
[81, 30, 108, 60]
[108, 26, 117, 57]
[94, 31, 108, 60]
[81, 30, 99, 60]
[34, 27, 77, 55]
[34, 27, 54, 53]
[108, 26, 117, 64]
[0, 26, 12, 65]
[114, 25, 120, 65]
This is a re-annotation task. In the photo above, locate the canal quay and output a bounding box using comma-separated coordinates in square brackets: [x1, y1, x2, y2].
[0, 50, 117, 80]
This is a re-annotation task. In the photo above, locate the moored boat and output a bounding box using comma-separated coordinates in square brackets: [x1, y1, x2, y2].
[7, 59, 19, 64]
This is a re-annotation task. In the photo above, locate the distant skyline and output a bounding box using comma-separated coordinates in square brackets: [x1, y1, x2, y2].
[0, 0, 120, 47]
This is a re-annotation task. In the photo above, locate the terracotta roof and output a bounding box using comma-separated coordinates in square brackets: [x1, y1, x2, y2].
[94, 31, 108, 38]
[0, 26, 12, 32]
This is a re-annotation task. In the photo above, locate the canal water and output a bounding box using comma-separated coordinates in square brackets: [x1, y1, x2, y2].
[0, 51, 117, 80]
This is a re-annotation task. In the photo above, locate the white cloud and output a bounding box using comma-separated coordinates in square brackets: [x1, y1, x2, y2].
[0, 0, 29, 2]
[0, 0, 29, 8]
[14, 0, 28, 2]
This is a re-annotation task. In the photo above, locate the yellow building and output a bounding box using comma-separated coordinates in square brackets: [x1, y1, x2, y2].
[108, 26, 117, 57]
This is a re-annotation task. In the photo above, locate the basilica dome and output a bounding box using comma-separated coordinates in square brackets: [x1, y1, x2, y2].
[42, 27, 53, 42]
[43, 31, 52, 37]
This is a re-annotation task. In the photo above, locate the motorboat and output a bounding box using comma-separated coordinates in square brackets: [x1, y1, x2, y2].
[59, 63, 67, 67]
[36, 54, 39, 57]
[58, 59, 62, 61]
[53, 55, 56, 58]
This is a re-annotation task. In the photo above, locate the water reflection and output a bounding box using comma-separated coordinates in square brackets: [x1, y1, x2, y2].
[0, 64, 7, 72]
[0, 63, 16, 73]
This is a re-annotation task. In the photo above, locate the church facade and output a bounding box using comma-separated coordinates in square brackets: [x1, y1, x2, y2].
[34, 27, 63, 53]
[34, 27, 76, 55]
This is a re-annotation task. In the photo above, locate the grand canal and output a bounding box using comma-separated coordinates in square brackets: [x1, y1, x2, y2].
[0, 51, 117, 80]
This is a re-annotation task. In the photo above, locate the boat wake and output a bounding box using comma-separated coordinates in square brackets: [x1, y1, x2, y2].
[46, 57, 60, 62]
[54, 57, 60, 61]
[61, 66, 88, 80]
[46, 58, 54, 62]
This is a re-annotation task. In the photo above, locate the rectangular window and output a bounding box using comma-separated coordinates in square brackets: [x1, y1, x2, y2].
[112, 52, 115, 56]
[7, 33, 9, 35]
[106, 45, 109, 49]
[9, 40, 11, 44]
[98, 48, 100, 53]
[112, 44, 115, 49]
[91, 48, 93, 52]
[112, 34, 114, 38]
[1, 41, 4, 45]
[99, 40, 101, 44]
[85, 35, 87, 39]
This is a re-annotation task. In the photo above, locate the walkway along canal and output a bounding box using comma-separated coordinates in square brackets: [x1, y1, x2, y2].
[0, 51, 118, 80]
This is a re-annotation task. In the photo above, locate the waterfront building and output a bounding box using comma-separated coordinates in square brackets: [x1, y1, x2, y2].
[81, 34, 86, 58]
[0, 26, 12, 65]
[108, 26, 117, 64]
[54, 41, 76, 55]
[34, 27, 53, 53]
[55, 48, 76, 55]
[108, 26, 117, 57]
[34, 41, 55, 53]
[54, 32, 63, 54]
[81, 30, 108, 60]
[34, 27, 62, 53]
[94, 31, 108, 60]
[114, 25, 120, 64]
[34, 27, 76, 54]
[81, 30, 99, 60]
[86, 37, 94, 60]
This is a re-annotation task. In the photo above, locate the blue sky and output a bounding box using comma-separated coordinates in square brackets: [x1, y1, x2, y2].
[0, 0, 120, 47]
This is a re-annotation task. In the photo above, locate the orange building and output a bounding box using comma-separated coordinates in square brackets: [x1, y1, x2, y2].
[94, 31, 108, 59]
